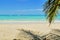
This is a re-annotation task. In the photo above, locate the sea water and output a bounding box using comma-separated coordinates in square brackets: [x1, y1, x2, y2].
[0, 15, 60, 21]
[0, 15, 46, 21]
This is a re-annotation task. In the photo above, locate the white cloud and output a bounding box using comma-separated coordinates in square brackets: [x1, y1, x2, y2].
[16, 9, 43, 12]
[0, 9, 43, 15]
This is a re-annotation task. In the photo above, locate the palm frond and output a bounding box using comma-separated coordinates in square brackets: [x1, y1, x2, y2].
[43, 0, 59, 24]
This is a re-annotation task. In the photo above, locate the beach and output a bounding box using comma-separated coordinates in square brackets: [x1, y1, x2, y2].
[0, 21, 60, 40]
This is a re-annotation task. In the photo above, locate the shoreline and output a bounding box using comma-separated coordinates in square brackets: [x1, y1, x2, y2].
[0, 20, 60, 24]
[0, 20, 47, 24]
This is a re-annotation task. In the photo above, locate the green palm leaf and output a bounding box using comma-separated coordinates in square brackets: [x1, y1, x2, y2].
[43, 0, 60, 24]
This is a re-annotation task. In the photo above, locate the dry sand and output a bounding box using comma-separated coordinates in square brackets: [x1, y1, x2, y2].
[0, 21, 60, 40]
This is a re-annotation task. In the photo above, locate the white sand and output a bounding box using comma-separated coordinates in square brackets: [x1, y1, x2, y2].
[0, 21, 59, 40]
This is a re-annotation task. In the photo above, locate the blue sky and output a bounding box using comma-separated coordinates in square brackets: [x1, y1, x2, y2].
[0, 0, 46, 15]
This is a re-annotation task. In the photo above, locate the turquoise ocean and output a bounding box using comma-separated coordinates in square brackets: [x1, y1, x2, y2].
[0, 15, 46, 21]
[0, 15, 59, 21]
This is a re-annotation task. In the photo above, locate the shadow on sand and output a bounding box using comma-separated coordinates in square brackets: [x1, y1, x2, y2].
[13, 29, 60, 40]
[13, 29, 43, 40]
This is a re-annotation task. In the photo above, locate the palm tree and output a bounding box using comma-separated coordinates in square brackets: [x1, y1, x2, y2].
[43, 0, 60, 24]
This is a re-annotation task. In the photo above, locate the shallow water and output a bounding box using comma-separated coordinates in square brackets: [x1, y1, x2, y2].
[0, 15, 46, 21]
